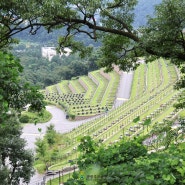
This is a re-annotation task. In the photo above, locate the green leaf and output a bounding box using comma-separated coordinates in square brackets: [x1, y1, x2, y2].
[3, 101, 8, 108]
[143, 118, 151, 126]
[178, 143, 185, 151]
[162, 174, 170, 181]
[162, 174, 176, 184]
[146, 175, 154, 180]
[176, 167, 185, 176]
[133, 116, 140, 123]
[38, 128, 42, 133]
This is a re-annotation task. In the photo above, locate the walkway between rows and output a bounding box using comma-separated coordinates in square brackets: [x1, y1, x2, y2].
[114, 71, 133, 107]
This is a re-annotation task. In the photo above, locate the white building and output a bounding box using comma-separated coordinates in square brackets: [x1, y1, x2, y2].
[42, 47, 71, 61]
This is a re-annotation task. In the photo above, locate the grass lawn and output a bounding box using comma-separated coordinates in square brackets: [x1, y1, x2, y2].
[20, 109, 52, 123]
[179, 110, 185, 118]
[46, 172, 72, 185]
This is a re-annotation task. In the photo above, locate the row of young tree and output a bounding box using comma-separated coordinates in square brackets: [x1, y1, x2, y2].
[0, 0, 185, 184]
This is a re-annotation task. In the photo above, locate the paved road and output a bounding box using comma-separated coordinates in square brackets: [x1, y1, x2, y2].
[114, 71, 133, 107]
[22, 106, 93, 150]
[22, 106, 96, 184]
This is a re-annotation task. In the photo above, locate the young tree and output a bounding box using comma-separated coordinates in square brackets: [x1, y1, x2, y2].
[35, 138, 50, 168]
[45, 124, 57, 146]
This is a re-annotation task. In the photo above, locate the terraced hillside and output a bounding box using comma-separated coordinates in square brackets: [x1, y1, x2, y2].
[37, 59, 181, 173]
[44, 68, 121, 119]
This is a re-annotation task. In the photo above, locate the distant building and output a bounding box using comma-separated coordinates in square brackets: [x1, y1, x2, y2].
[41, 47, 72, 61]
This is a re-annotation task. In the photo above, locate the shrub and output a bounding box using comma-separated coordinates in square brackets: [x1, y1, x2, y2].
[19, 114, 29, 123]
[69, 114, 75, 120]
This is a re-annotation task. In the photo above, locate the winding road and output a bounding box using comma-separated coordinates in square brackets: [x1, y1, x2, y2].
[22, 106, 91, 150]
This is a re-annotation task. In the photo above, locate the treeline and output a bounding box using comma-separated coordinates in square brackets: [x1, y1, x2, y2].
[13, 43, 99, 88]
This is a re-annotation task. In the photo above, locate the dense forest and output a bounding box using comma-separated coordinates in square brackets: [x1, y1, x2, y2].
[13, 44, 99, 88]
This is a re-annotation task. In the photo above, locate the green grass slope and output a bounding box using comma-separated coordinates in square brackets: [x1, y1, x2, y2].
[43, 67, 121, 119]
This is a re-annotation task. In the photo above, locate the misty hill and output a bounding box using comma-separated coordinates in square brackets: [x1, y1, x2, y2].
[15, 0, 162, 45]
[134, 0, 162, 27]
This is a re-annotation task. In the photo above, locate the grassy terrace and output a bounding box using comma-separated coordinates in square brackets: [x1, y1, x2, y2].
[78, 76, 97, 100]
[101, 70, 120, 108]
[103, 89, 179, 144]
[44, 68, 121, 117]
[45, 85, 58, 94]
[57, 80, 72, 94]
[89, 70, 109, 105]
[146, 60, 162, 92]
[41, 59, 180, 174]
[69, 79, 86, 94]
[130, 63, 146, 98]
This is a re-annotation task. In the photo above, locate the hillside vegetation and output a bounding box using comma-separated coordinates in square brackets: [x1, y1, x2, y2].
[36, 59, 182, 182]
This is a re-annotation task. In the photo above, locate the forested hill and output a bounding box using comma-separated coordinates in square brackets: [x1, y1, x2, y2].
[134, 0, 162, 27]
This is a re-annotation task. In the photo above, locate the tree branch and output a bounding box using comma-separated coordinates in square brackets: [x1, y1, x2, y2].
[106, 0, 125, 9]
[145, 47, 185, 61]
[54, 16, 139, 42]
[100, 7, 132, 33]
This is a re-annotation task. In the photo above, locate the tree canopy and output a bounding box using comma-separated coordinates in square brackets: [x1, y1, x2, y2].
[0, 34, 44, 184]
[0, 0, 185, 71]
[141, 0, 185, 64]
[64, 136, 185, 185]
[0, 51, 45, 184]
[0, 113, 34, 184]
[0, 51, 45, 115]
